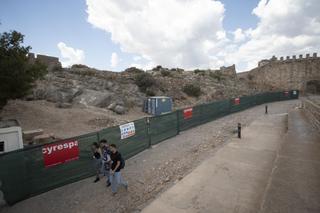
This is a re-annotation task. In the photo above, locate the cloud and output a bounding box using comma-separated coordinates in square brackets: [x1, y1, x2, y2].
[229, 0, 320, 70]
[233, 28, 246, 43]
[86, 0, 320, 72]
[57, 42, 85, 67]
[110, 52, 119, 67]
[86, 0, 225, 69]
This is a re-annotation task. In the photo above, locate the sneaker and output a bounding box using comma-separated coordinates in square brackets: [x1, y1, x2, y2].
[124, 184, 128, 191]
[94, 177, 100, 183]
[106, 182, 111, 187]
[112, 192, 117, 196]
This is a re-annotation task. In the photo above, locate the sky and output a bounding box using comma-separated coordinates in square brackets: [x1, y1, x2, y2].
[1, 0, 319, 72]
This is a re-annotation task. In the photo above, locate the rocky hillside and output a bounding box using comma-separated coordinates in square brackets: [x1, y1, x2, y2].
[25, 64, 260, 114]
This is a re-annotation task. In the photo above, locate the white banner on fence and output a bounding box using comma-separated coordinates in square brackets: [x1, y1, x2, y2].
[119, 122, 135, 139]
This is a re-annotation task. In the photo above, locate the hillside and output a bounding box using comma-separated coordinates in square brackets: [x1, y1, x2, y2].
[27, 65, 260, 111]
[0, 64, 262, 139]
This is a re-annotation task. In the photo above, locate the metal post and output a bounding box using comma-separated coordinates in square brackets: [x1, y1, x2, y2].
[146, 117, 151, 148]
[265, 105, 268, 114]
[238, 123, 241, 139]
[176, 111, 180, 135]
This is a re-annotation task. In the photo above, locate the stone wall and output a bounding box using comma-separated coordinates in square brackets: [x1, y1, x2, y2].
[28, 53, 62, 70]
[238, 53, 320, 93]
[220, 64, 236, 77]
[303, 98, 320, 130]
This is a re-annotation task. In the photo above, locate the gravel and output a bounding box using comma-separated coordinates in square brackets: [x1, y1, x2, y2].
[1, 100, 300, 213]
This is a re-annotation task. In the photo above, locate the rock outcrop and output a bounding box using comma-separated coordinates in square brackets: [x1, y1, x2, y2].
[26, 64, 258, 114]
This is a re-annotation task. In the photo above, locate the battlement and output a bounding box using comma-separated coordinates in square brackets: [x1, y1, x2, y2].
[258, 53, 319, 67]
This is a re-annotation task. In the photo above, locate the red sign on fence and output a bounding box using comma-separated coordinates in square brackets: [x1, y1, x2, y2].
[284, 91, 289, 96]
[42, 140, 79, 168]
[184, 107, 193, 119]
[234, 98, 240, 105]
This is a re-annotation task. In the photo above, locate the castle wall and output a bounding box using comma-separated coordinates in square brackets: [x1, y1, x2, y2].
[241, 53, 320, 93]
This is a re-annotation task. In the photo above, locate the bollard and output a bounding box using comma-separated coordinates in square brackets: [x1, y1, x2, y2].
[238, 123, 241, 139]
[265, 105, 268, 114]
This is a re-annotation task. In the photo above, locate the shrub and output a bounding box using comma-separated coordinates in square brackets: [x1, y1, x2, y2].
[194, 69, 205, 75]
[209, 71, 224, 81]
[124, 67, 144, 74]
[145, 88, 156, 96]
[152, 65, 163, 71]
[183, 83, 202, 97]
[161, 70, 172, 77]
[134, 72, 156, 92]
[71, 64, 90, 69]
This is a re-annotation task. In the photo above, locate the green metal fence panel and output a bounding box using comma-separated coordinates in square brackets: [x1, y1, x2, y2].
[98, 118, 149, 159]
[0, 132, 98, 205]
[0, 151, 28, 205]
[230, 95, 257, 113]
[200, 100, 231, 124]
[0, 90, 300, 205]
[149, 112, 178, 145]
[179, 105, 203, 131]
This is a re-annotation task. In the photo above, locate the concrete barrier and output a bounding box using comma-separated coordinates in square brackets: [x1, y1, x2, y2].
[303, 99, 320, 130]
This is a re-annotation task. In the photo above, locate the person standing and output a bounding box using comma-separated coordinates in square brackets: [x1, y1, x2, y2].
[92, 142, 102, 183]
[99, 139, 111, 187]
[109, 144, 128, 195]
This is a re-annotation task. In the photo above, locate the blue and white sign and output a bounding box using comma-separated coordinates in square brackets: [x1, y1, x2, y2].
[119, 122, 135, 139]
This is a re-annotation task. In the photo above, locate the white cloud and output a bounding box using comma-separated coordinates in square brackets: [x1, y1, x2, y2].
[57, 42, 85, 67]
[231, 0, 320, 70]
[86, 0, 225, 69]
[233, 28, 246, 42]
[133, 56, 141, 61]
[110, 52, 119, 67]
[86, 0, 320, 72]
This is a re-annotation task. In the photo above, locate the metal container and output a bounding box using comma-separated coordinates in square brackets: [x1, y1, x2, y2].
[143, 96, 172, 116]
[0, 120, 23, 153]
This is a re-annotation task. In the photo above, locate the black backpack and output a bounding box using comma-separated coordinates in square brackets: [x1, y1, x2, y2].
[120, 154, 126, 169]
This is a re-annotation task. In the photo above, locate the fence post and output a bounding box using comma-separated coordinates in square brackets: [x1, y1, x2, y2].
[176, 110, 180, 135]
[146, 117, 151, 148]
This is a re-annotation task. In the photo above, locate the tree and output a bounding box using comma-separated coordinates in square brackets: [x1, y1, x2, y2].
[0, 30, 46, 108]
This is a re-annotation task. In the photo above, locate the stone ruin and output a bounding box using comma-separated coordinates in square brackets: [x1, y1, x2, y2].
[28, 53, 62, 71]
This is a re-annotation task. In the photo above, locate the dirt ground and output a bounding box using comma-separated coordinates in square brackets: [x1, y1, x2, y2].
[0, 100, 300, 213]
[0, 100, 147, 139]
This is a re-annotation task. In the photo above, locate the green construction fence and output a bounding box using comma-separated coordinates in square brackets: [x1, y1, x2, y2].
[0, 90, 299, 205]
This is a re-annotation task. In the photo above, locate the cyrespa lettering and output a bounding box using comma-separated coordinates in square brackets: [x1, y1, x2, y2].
[42, 141, 78, 155]
[42, 140, 79, 167]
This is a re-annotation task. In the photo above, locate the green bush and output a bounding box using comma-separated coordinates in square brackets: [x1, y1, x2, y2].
[124, 67, 144, 74]
[209, 71, 224, 81]
[134, 72, 156, 93]
[194, 69, 205, 75]
[145, 88, 156, 96]
[161, 70, 172, 77]
[183, 83, 202, 97]
[71, 64, 89, 69]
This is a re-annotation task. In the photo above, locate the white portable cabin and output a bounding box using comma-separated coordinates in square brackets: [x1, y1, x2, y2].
[0, 120, 23, 154]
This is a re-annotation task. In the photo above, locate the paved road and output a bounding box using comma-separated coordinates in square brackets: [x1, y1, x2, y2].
[142, 110, 320, 213]
[260, 110, 320, 213]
